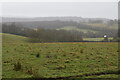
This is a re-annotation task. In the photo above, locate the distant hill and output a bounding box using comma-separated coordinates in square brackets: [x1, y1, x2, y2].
[1, 17, 118, 38]
[2, 33, 28, 43]
[1, 17, 110, 23]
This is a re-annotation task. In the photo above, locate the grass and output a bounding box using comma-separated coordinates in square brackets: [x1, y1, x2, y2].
[86, 23, 118, 30]
[2, 33, 28, 43]
[86, 23, 108, 28]
[83, 37, 113, 41]
[83, 74, 119, 78]
[2, 33, 119, 78]
[57, 26, 98, 33]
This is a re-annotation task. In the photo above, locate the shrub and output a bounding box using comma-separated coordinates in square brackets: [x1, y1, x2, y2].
[36, 53, 40, 58]
[63, 54, 66, 57]
[81, 49, 83, 53]
[46, 54, 52, 58]
[13, 61, 22, 71]
[65, 60, 70, 63]
[27, 67, 33, 75]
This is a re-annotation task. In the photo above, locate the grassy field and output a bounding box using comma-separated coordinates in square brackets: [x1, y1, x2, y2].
[2, 33, 28, 43]
[56, 26, 98, 33]
[2, 33, 119, 79]
[86, 23, 118, 30]
[83, 37, 113, 41]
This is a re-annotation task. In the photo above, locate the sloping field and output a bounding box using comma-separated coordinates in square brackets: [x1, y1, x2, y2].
[2, 33, 28, 43]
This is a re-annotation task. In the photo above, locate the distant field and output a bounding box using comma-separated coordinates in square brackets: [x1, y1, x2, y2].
[83, 37, 113, 41]
[57, 26, 98, 33]
[86, 23, 108, 28]
[2, 33, 119, 79]
[86, 23, 118, 30]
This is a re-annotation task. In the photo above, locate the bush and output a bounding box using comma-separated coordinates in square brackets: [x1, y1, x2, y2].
[13, 61, 22, 71]
[81, 49, 84, 53]
[36, 53, 40, 58]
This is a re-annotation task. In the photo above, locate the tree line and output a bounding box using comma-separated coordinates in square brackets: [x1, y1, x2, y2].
[2, 23, 83, 42]
[27, 28, 83, 43]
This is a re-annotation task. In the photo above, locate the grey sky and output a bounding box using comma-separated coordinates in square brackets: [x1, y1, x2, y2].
[2, 2, 118, 19]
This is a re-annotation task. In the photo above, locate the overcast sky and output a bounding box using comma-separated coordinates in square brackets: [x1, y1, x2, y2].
[1, 2, 118, 19]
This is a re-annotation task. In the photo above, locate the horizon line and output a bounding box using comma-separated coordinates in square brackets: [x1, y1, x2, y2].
[1, 16, 117, 20]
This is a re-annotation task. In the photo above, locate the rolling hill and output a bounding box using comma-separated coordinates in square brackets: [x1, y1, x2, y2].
[2, 33, 28, 43]
[1, 17, 118, 39]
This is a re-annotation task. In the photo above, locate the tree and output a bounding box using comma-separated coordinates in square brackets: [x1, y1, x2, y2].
[28, 28, 83, 43]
